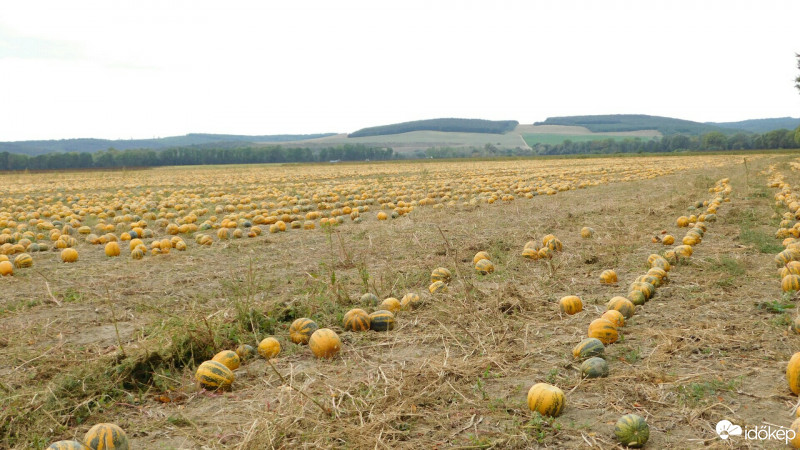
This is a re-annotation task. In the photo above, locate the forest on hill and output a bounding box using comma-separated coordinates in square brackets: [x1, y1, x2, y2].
[347, 118, 519, 137]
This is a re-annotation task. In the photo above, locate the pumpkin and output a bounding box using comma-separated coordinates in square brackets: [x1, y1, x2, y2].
[400, 293, 422, 310]
[580, 357, 609, 378]
[526, 383, 565, 417]
[783, 274, 800, 292]
[430, 267, 452, 284]
[538, 247, 554, 259]
[674, 244, 693, 258]
[379, 297, 402, 313]
[646, 267, 668, 282]
[211, 350, 241, 371]
[129, 238, 143, 251]
[781, 261, 800, 278]
[475, 259, 495, 275]
[369, 310, 395, 331]
[601, 309, 625, 327]
[790, 417, 800, 448]
[541, 234, 556, 246]
[629, 281, 655, 301]
[0, 260, 12, 276]
[558, 295, 583, 315]
[607, 296, 636, 318]
[599, 269, 618, 284]
[524, 240, 541, 251]
[13, 253, 32, 268]
[61, 248, 79, 263]
[343, 308, 371, 331]
[676, 216, 689, 227]
[774, 250, 799, 268]
[546, 238, 563, 252]
[682, 234, 699, 246]
[257, 337, 281, 358]
[521, 247, 540, 260]
[360, 292, 379, 306]
[635, 274, 661, 288]
[572, 338, 605, 359]
[83, 423, 129, 450]
[377, 211, 388, 220]
[235, 344, 256, 360]
[588, 318, 618, 345]
[289, 318, 318, 344]
[195, 360, 234, 391]
[473, 251, 491, 264]
[104, 241, 121, 257]
[788, 352, 800, 394]
[130, 248, 144, 260]
[580, 227, 594, 238]
[429, 280, 448, 294]
[308, 328, 342, 358]
[650, 256, 671, 272]
[46, 441, 89, 450]
[661, 234, 675, 245]
[614, 414, 650, 448]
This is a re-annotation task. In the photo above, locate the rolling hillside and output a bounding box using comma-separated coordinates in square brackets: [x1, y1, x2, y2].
[535, 114, 734, 135]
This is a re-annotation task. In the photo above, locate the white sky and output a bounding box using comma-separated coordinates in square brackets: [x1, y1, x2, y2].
[1, 0, 799, 141]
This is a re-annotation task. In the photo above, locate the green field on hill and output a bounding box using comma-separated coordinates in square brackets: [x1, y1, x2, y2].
[522, 133, 655, 146]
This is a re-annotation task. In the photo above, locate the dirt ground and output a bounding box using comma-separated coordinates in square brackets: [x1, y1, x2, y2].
[2, 154, 799, 449]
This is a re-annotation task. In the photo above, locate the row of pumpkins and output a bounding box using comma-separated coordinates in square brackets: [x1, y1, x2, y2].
[528, 177, 733, 448]
[767, 162, 800, 447]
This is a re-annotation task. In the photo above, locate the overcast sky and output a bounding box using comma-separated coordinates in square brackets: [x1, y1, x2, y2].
[1, 0, 798, 141]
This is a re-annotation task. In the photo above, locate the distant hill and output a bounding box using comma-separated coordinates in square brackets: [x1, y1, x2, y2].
[534, 114, 736, 136]
[0, 133, 337, 156]
[348, 118, 519, 138]
[708, 117, 800, 133]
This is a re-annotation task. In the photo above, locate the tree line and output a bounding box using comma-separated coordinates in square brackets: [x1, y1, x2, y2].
[348, 118, 519, 137]
[0, 144, 394, 171]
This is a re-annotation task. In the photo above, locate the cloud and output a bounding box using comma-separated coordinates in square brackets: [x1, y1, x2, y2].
[0, 25, 83, 61]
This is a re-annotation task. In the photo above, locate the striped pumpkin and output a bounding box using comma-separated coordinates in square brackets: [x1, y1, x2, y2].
[46, 441, 89, 450]
[587, 318, 618, 345]
[572, 338, 605, 359]
[369, 310, 395, 332]
[235, 344, 256, 360]
[601, 309, 625, 328]
[546, 238, 563, 252]
[400, 293, 422, 310]
[430, 267, 452, 284]
[343, 308, 371, 331]
[674, 244, 693, 258]
[614, 414, 650, 448]
[473, 251, 491, 264]
[360, 293, 379, 306]
[647, 254, 670, 271]
[289, 318, 318, 344]
[580, 227, 594, 238]
[521, 247, 540, 260]
[541, 234, 557, 246]
[379, 297, 402, 313]
[661, 234, 675, 245]
[211, 350, 241, 371]
[580, 357, 609, 378]
[635, 274, 661, 288]
[607, 296, 635, 319]
[475, 259, 495, 275]
[558, 295, 583, 315]
[783, 274, 800, 292]
[524, 240, 541, 251]
[629, 281, 655, 300]
[538, 247, 554, 259]
[130, 248, 145, 260]
[195, 360, 235, 391]
[599, 269, 617, 284]
[83, 423, 129, 450]
[788, 352, 800, 395]
[780, 261, 800, 278]
[777, 249, 800, 267]
[308, 328, 342, 358]
[429, 280, 448, 294]
[526, 383, 565, 417]
[646, 267, 668, 282]
[13, 253, 32, 268]
[257, 337, 281, 359]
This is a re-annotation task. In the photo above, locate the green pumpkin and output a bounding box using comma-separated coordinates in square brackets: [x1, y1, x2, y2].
[47, 441, 89, 450]
[572, 338, 605, 360]
[369, 310, 395, 332]
[615, 414, 650, 448]
[580, 357, 609, 379]
[627, 290, 646, 306]
[360, 293, 379, 306]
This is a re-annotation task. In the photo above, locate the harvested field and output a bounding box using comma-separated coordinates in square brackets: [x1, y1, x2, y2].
[2, 154, 799, 449]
